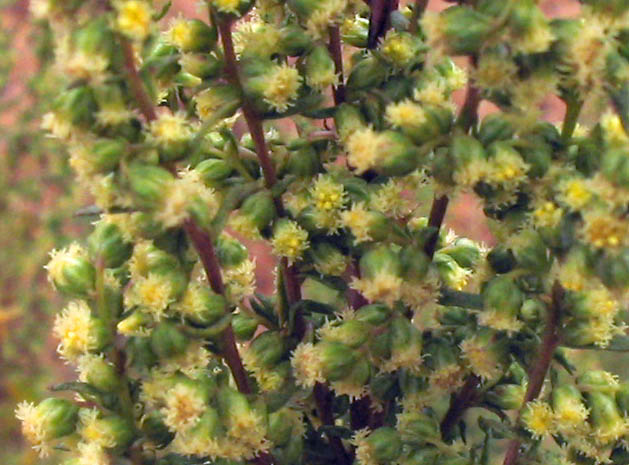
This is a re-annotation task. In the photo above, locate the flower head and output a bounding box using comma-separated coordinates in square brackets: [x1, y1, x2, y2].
[115, 0, 151, 40]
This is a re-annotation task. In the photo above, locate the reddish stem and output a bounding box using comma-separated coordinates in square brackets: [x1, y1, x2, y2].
[328, 25, 346, 105]
[503, 282, 563, 465]
[314, 383, 352, 465]
[120, 37, 156, 122]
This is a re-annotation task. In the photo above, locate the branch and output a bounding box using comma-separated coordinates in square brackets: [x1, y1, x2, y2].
[314, 383, 352, 465]
[120, 37, 156, 122]
[503, 282, 563, 465]
[328, 25, 345, 105]
[367, 0, 399, 49]
[440, 374, 482, 439]
[409, 0, 429, 34]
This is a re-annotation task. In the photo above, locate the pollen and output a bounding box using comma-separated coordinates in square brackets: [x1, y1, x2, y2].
[149, 112, 193, 144]
[222, 258, 257, 302]
[126, 273, 173, 320]
[341, 202, 374, 244]
[350, 271, 402, 307]
[558, 178, 592, 210]
[460, 337, 502, 381]
[291, 342, 325, 388]
[262, 64, 302, 112]
[582, 209, 628, 249]
[310, 175, 346, 212]
[346, 127, 384, 174]
[161, 383, 207, 433]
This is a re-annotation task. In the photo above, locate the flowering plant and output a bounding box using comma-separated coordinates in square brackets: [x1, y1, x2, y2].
[17, 0, 629, 464]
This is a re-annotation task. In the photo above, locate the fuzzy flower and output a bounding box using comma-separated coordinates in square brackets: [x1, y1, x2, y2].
[124, 273, 174, 320]
[370, 179, 409, 218]
[474, 54, 518, 91]
[149, 112, 193, 145]
[600, 111, 629, 147]
[210, 0, 244, 15]
[557, 178, 593, 210]
[340, 202, 377, 244]
[291, 342, 326, 388]
[305, 0, 348, 37]
[522, 401, 556, 438]
[380, 31, 419, 67]
[41, 111, 73, 140]
[581, 209, 628, 249]
[460, 336, 503, 381]
[486, 147, 530, 187]
[78, 409, 118, 448]
[477, 309, 523, 335]
[77, 442, 110, 465]
[350, 271, 403, 307]
[310, 175, 346, 230]
[346, 127, 384, 174]
[45, 242, 92, 292]
[271, 220, 309, 264]
[115, 0, 151, 40]
[262, 64, 302, 112]
[161, 343, 213, 379]
[161, 383, 207, 433]
[53, 301, 103, 360]
[222, 258, 257, 301]
[531, 201, 563, 229]
[385, 99, 427, 129]
[234, 16, 282, 57]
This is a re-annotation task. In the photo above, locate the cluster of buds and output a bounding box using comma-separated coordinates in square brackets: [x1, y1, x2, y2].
[18, 0, 629, 465]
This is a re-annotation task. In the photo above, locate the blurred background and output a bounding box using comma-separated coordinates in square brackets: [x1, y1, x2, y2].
[0, 0, 615, 464]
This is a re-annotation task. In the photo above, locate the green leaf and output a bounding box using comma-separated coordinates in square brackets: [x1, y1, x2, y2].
[50, 382, 118, 410]
[438, 288, 483, 309]
[291, 299, 337, 315]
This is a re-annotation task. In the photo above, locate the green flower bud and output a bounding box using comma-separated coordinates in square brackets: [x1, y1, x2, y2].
[398, 411, 441, 440]
[232, 191, 276, 237]
[431, 6, 494, 55]
[586, 391, 627, 444]
[216, 234, 249, 268]
[359, 245, 402, 281]
[16, 398, 79, 447]
[481, 276, 524, 333]
[195, 158, 233, 185]
[89, 413, 135, 450]
[400, 246, 430, 281]
[334, 103, 365, 141]
[551, 384, 589, 432]
[309, 242, 348, 277]
[374, 131, 418, 176]
[486, 384, 526, 410]
[140, 410, 174, 447]
[434, 252, 472, 291]
[387, 316, 423, 366]
[356, 427, 402, 463]
[232, 312, 259, 341]
[89, 138, 125, 173]
[74, 17, 114, 60]
[195, 84, 242, 121]
[304, 45, 337, 90]
[278, 24, 313, 56]
[577, 371, 620, 395]
[150, 321, 188, 359]
[510, 229, 552, 273]
[128, 163, 175, 207]
[46, 243, 96, 296]
[317, 341, 359, 382]
[145, 41, 180, 81]
[520, 298, 544, 323]
[285, 144, 321, 177]
[209, 0, 253, 17]
[179, 52, 222, 79]
[176, 284, 227, 326]
[167, 18, 217, 53]
[440, 238, 482, 269]
[268, 408, 301, 446]
[477, 113, 515, 146]
[87, 221, 132, 268]
[404, 448, 439, 465]
[321, 319, 371, 348]
[127, 335, 158, 368]
[519, 140, 552, 178]
[117, 310, 152, 336]
[174, 71, 202, 88]
[347, 56, 388, 92]
[77, 354, 121, 392]
[248, 331, 286, 367]
[342, 15, 369, 48]
[355, 303, 392, 326]
[53, 85, 97, 127]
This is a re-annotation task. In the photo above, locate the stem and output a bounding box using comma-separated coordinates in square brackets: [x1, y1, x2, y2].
[409, 0, 429, 34]
[314, 383, 352, 465]
[328, 25, 345, 105]
[120, 37, 156, 122]
[440, 375, 482, 439]
[503, 282, 564, 465]
[561, 97, 583, 143]
[367, 0, 399, 49]
[183, 219, 251, 394]
[423, 194, 449, 259]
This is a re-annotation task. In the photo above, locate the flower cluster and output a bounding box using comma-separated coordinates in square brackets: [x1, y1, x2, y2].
[17, 1, 629, 465]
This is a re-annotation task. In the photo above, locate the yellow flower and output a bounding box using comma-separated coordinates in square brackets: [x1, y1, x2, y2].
[474, 54, 518, 90]
[291, 342, 326, 388]
[350, 271, 402, 307]
[115, 0, 151, 41]
[557, 178, 592, 210]
[346, 127, 384, 174]
[234, 16, 282, 57]
[222, 258, 257, 301]
[531, 201, 563, 228]
[271, 220, 309, 264]
[77, 442, 110, 465]
[385, 99, 426, 129]
[521, 400, 556, 438]
[53, 300, 102, 360]
[125, 273, 173, 319]
[380, 31, 416, 67]
[460, 337, 502, 381]
[210, 0, 243, 15]
[341, 202, 374, 244]
[262, 64, 302, 112]
[581, 209, 628, 249]
[149, 112, 193, 144]
[311, 175, 346, 212]
[161, 383, 207, 433]
[78, 409, 117, 448]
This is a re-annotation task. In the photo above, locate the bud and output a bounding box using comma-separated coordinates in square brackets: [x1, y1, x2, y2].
[165, 18, 217, 53]
[520, 298, 544, 323]
[440, 238, 481, 269]
[355, 303, 392, 326]
[342, 15, 369, 48]
[80, 412, 135, 449]
[76, 354, 120, 392]
[87, 220, 132, 268]
[268, 408, 303, 446]
[509, 229, 552, 273]
[145, 40, 180, 81]
[247, 331, 286, 368]
[285, 144, 321, 177]
[175, 283, 227, 327]
[150, 321, 188, 359]
[346, 56, 388, 92]
[179, 52, 222, 79]
[342, 203, 391, 244]
[586, 391, 627, 444]
[577, 370, 620, 395]
[359, 245, 402, 281]
[304, 45, 337, 90]
[486, 384, 526, 410]
[232, 312, 259, 341]
[398, 411, 441, 441]
[425, 6, 493, 55]
[334, 103, 365, 141]
[231, 191, 276, 238]
[374, 131, 419, 177]
[519, 140, 552, 178]
[209, 0, 253, 17]
[310, 242, 348, 277]
[400, 246, 430, 281]
[320, 319, 371, 348]
[551, 384, 588, 432]
[487, 246, 517, 274]
[380, 31, 425, 68]
[195, 158, 233, 185]
[216, 234, 249, 268]
[89, 138, 125, 173]
[278, 24, 313, 56]
[434, 252, 472, 291]
[480, 276, 524, 333]
[117, 310, 152, 336]
[46, 243, 96, 296]
[195, 84, 242, 121]
[52, 86, 97, 127]
[354, 427, 403, 464]
[128, 163, 175, 207]
[140, 410, 174, 447]
[16, 398, 79, 452]
[477, 113, 515, 146]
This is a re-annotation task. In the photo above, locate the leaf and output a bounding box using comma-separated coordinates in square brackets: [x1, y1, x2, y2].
[563, 335, 629, 352]
[291, 299, 337, 315]
[438, 288, 483, 310]
[152, 0, 172, 21]
[210, 182, 260, 235]
[301, 106, 339, 119]
[50, 382, 118, 410]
